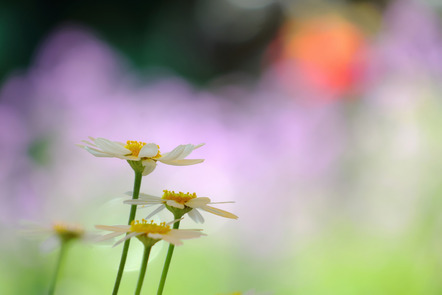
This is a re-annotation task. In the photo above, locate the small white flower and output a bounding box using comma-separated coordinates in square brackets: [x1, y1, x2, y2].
[21, 221, 91, 251]
[78, 137, 204, 175]
[95, 219, 205, 247]
[124, 190, 238, 223]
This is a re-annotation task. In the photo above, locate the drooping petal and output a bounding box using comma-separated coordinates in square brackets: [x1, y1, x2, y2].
[145, 205, 166, 219]
[159, 159, 204, 166]
[141, 159, 157, 176]
[188, 208, 205, 223]
[113, 232, 142, 247]
[185, 197, 211, 208]
[139, 143, 159, 158]
[166, 218, 184, 226]
[201, 205, 238, 219]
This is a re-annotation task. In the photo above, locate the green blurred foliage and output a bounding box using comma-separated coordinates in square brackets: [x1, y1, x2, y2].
[0, 0, 283, 85]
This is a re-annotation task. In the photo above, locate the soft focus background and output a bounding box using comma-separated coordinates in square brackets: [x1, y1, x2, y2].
[1, 0, 442, 294]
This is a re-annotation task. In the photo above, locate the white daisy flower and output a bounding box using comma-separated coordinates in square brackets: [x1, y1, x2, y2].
[95, 219, 205, 247]
[124, 190, 238, 223]
[78, 137, 204, 175]
[21, 221, 89, 251]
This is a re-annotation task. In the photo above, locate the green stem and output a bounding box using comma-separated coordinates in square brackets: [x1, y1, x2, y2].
[157, 219, 181, 295]
[48, 241, 68, 295]
[134, 245, 152, 295]
[112, 171, 143, 295]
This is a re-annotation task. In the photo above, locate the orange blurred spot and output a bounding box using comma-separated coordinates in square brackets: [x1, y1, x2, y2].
[271, 14, 368, 100]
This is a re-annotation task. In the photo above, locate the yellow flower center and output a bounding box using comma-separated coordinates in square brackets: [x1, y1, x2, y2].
[53, 222, 83, 234]
[125, 140, 146, 157]
[162, 190, 197, 205]
[52, 222, 84, 241]
[130, 219, 171, 234]
[124, 140, 161, 158]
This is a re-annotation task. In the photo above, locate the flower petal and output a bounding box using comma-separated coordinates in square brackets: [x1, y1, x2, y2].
[166, 199, 185, 209]
[201, 205, 238, 219]
[185, 197, 211, 208]
[81, 139, 97, 147]
[113, 232, 142, 247]
[142, 159, 157, 176]
[175, 144, 196, 160]
[139, 143, 159, 158]
[84, 146, 114, 157]
[123, 199, 157, 206]
[138, 193, 163, 202]
[158, 233, 183, 246]
[187, 208, 205, 223]
[147, 233, 165, 240]
[166, 218, 184, 226]
[159, 159, 204, 166]
[145, 205, 166, 219]
[169, 229, 206, 239]
[209, 201, 235, 204]
[94, 138, 131, 155]
[177, 143, 205, 159]
[159, 145, 186, 161]
[124, 194, 162, 205]
[96, 231, 125, 242]
[125, 191, 161, 200]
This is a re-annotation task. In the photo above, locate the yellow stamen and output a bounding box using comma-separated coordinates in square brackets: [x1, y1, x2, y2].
[130, 219, 171, 234]
[162, 190, 197, 205]
[53, 222, 83, 235]
[125, 140, 146, 157]
[124, 140, 161, 158]
[52, 222, 84, 241]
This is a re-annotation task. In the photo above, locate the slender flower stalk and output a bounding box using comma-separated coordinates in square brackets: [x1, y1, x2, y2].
[123, 190, 238, 294]
[112, 170, 142, 295]
[96, 219, 205, 294]
[135, 245, 153, 295]
[21, 221, 85, 295]
[48, 241, 68, 295]
[157, 217, 181, 295]
[79, 137, 205, 294]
